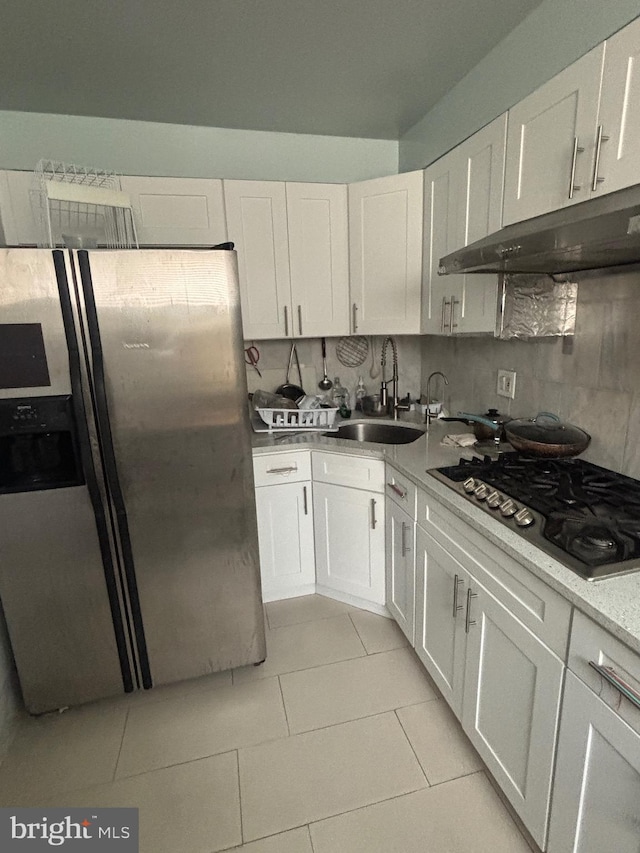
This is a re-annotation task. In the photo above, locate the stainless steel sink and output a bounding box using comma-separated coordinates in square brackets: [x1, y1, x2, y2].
[326, 420, 425, 445]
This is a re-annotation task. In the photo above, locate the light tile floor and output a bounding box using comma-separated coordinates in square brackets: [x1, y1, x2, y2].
[0, 595, 535, 852]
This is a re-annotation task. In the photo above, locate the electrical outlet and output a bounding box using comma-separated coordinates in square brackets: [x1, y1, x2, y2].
[497, 369, 516, 399]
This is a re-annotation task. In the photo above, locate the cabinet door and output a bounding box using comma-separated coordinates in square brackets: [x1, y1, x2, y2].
[547, 671, 640, 853]
[224, 180, 291, 340]
[120, 176, 227, 246]
[461, 581, 564, 849]
[0, 170, 39, 246]
[414, 528, 467, 715]
[421, 152, 462, 335]
[503, 47, 604, 226]
[385, 501, 416, 644]
[594, 17, 640, 197]
[456, 113, 506, 334]
[313, 482, 385, 606]
[255, 481, 315, 601]
[286, 183, 349, 338]
[349, 171, 423, 335]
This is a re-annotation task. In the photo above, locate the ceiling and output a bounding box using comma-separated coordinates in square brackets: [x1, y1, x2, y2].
[1, 0, 544, 140]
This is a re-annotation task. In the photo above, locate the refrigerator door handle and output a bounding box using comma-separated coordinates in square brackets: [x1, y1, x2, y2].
[76, 251, 153, 690]
[53, 250, 135, 694]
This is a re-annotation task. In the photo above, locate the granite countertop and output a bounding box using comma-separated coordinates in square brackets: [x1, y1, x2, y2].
[251, 414, 640, 656]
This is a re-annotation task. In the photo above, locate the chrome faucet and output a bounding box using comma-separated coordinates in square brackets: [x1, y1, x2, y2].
[380, 336, 409, 420]
[425, 371, 449, 424]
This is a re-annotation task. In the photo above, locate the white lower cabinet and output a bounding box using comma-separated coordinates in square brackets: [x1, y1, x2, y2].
[412, 490, 568, 850]
[548, 671, 640, 853]
[548, 612, 640, 853]
[313, 481, 385, 607]
[414, 528, 467, 716]
[385, 501, 416, 644]
[461, 580, 564, 849]
[254, 481, 315, 602]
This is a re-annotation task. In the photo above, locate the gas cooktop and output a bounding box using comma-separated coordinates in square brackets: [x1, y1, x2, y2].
[428, 453, 640, 581]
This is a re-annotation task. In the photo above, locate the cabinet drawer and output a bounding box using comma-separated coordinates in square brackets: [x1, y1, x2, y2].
[417, 487, 571, 658]
[385, 464, 417, 515]
[312, 451, 385, 493]
[569, 612, 640, 734]
[253, 450, 311, 486]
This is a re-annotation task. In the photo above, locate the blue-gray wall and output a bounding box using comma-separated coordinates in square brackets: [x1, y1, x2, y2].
[0, 111, 398, 183]
[400, 0, 640, 171]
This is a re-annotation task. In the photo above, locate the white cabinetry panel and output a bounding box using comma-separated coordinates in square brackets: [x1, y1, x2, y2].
[503, 47, 604, 225]
[286, 182, 349, 338]
[120, 176, 227, 246]
[594, 16, 640, 197]
[349, 171, 423, 335]
[385, 501, 415, 644]
[0, 170, 38, 245]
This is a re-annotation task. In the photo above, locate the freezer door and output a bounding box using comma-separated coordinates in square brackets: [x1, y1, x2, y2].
[78, 249, 265, 685]
[0, 249, 71, 398]
[0, 488, 125, 713]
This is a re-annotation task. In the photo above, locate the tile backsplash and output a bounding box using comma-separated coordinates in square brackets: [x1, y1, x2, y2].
[245, 336, 423, 408]
[422, 271, 640, 477]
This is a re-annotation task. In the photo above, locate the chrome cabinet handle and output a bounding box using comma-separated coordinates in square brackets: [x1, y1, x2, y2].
[371, 498, 377, 529]
[452, 574, 464, 618]
[284, 305, 289, 336]
[589, 661, 640, 711]
[266, 465, 297, 474]
[591, 125, 610, 192]
[465, 587, 478, 633]
[303, 485, 308, 515]
[401, 522, 410, 557]
[568, 136, 585, 199]
[298, 304, 303, 336]
[440, 296, 447, 333]
[442, 297, 452, 334]
[352, 302, 358, 333]
[450, 296, 460, 332]
[387, 482, 407, 498]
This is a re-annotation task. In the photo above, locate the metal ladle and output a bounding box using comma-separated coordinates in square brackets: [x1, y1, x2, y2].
[318, 338, 333, 392]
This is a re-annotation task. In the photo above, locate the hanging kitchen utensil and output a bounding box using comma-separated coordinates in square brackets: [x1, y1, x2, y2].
[244, 343, 262, 378]
[336, 335, 369, 368]
[504, 413, 591, 458]
[275, 341, 305, 401]
[318, 338, 332, 392]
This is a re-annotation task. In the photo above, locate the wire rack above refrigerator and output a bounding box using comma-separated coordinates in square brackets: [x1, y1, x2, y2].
[31, 159, 139, 249]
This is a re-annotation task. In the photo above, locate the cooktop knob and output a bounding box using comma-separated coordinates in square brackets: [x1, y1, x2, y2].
[486, 491, 502, 509]
[474, 483, 489, 500]
[500, 498, 518, 518]
[515, 508, 535, 527]
[463, 477, 477, 493]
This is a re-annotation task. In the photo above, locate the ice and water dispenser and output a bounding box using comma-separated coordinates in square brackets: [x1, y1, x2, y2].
[0, 397, 84, 494]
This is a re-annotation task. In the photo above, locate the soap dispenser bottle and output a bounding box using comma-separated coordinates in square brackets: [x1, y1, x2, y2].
[332, 376, 350, 410]
[355, 376, 367, 410]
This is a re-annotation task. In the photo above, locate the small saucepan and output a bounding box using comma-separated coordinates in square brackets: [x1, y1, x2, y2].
[441, 408, 511, 443]
[275, 341, 305, 401]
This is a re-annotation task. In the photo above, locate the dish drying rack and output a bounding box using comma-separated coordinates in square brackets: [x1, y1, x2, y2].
[31, 159, 138, 249]
[256, 407, 339, 432]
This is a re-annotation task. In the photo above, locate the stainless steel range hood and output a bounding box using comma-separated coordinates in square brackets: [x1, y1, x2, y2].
[439, 184, 640, 276]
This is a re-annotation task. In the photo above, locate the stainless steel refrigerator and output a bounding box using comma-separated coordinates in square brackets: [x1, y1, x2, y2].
[0, 248, 265, 714]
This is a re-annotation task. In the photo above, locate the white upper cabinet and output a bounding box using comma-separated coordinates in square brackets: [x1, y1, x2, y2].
[593, 16, 640, 197]
[0, 170, 39, 245]
[224, 180, 292, 340]
[423, 113, 506, 335]
[225, 180, 349, 340]
[120, 176, 227, 246]
[286, 182, 349, 338]
[349, 171, 423, 335]
[503, 48, 604, 225]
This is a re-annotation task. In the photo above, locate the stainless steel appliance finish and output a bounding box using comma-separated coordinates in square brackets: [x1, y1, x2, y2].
[429, 454, 640, 581]
[0, 248, 265, 712]
[438, 183, 640, 276]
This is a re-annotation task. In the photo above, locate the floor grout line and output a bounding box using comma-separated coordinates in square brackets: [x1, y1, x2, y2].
[394, 708, 431, 787]
[346, 612, 369, 654]
[112, 707, 130, 782]
[307, 823, 316, 853]
[277, 675, 292, 737]
[235, 748, 244, 846]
